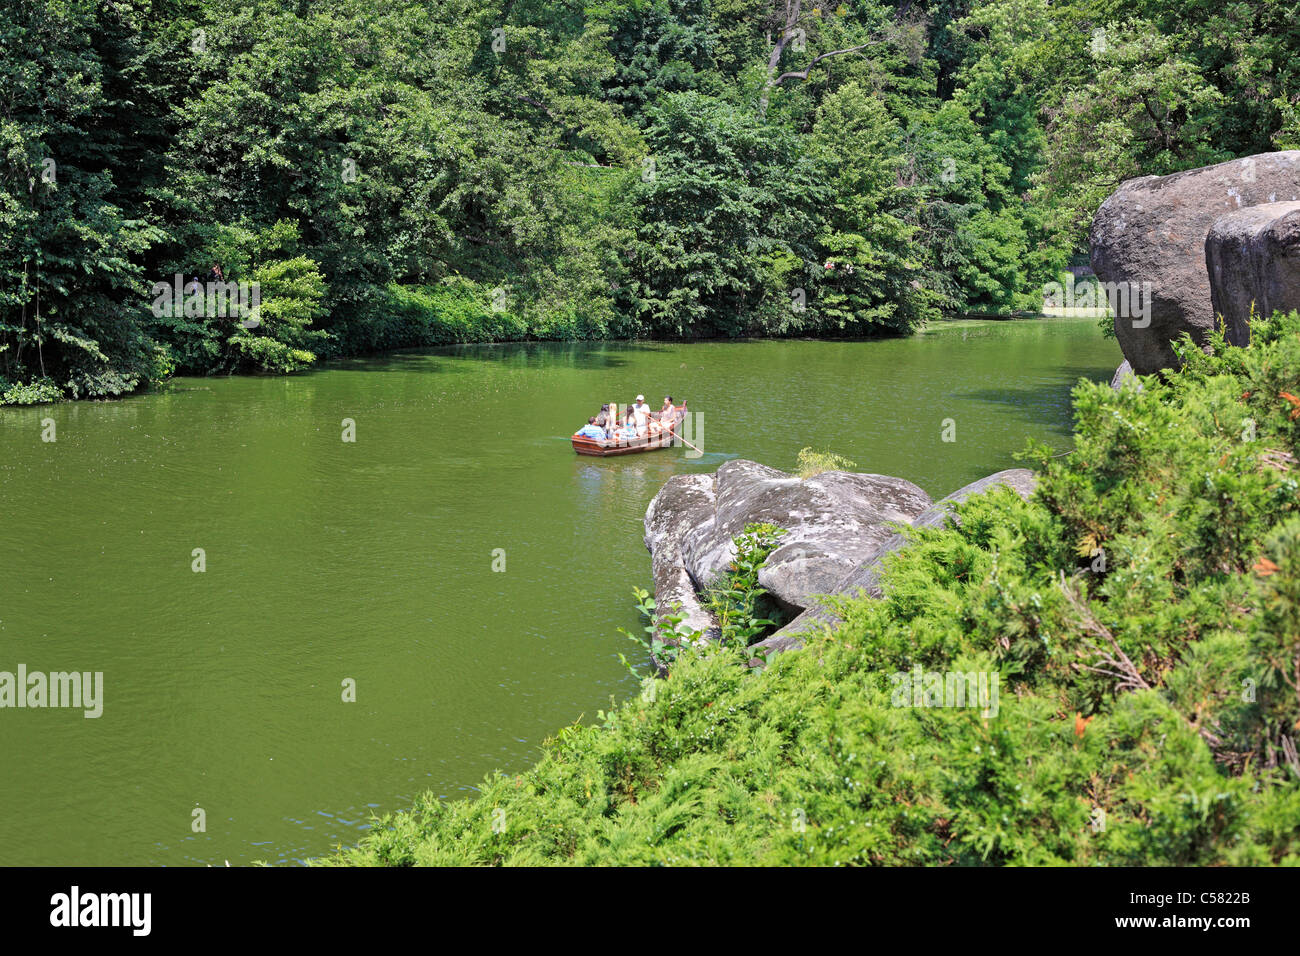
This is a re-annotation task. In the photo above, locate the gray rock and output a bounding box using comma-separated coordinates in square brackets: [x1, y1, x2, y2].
[831, 467, 1037, 600]
[677, 459, 932, 612]
[747, 619, 823, 663]
[1110, 360, 1138, 391]
[1206, 201, 1300, 343]
[914, 467, 1037, 530]
[752, 604, 837, 652]
[1090, 151, 1300, 374]
[676, 460, 791, 587]
[643, 473, 720, 648]
[750, 468, 1037, 661]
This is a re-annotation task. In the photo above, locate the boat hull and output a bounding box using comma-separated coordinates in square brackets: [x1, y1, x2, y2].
[572, 424, 676, 457]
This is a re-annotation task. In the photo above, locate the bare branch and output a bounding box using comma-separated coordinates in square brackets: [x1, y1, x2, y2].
[765, 0, 804, 79]
[1058, 571, 1150, 693]
[514, 93, 556, 121]
[772, 44, 874, 87]
[1282, 735, 1300, 779]
[756, 0, 922, 116]
[1059, 571, 1226, 751]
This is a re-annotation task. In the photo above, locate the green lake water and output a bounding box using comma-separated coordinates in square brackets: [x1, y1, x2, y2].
[0, 317, 1120, 865]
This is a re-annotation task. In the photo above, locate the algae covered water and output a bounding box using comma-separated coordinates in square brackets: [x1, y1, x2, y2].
[0, 318, 1119, 865]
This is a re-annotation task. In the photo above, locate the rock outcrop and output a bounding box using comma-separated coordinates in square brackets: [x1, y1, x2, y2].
[643, 461, 1038, 667]
[748, 468, 1037, 659]
[1205, 201, 1300, 343]
[1110, 360, 1138, 391]
[675, 460, 932, 613]
[643, 473, 721, 646]
[1090, 151, 1300, 375]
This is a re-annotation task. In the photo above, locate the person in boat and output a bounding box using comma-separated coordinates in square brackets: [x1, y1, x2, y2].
[619, 406, 642, 441]
[659, 395, 676, 422]
[630, 396, 650, 436]
[576, 417, 606, 442]
[594, 403, 612, 434]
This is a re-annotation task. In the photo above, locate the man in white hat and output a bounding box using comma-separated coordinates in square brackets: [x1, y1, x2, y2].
[631, 394, 651, 434]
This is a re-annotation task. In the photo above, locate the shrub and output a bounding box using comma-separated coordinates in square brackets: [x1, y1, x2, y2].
[0, 378, 63, 406]
[703, 523, 787, 648]
[150, 222, 330, 375]
[795, 447, 857, 478]
[224, 335, 316, 374]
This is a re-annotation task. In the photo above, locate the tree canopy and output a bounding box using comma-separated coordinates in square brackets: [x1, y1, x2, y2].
[3, 0, 1296, 399]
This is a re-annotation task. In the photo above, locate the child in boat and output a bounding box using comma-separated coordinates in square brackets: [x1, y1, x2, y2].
[619, 408, 641, 441]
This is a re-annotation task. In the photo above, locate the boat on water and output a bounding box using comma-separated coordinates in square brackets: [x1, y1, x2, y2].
[572, 418, 678, 457]
[572, 399, 690, 457]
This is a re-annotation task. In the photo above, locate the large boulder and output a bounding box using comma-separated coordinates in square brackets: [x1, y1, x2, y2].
[1090, 151, 1300, 375]
[750, 468, 1037, 660]
[677, 460, 932, 612]
[1206, 201, 1300, 342]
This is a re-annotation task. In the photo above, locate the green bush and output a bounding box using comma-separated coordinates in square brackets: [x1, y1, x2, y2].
[385, 279, 529, 346]
[0, 378, 63, 406]
[329, 279, 529, 355]
[795, 447, 858, 478]
[703, 523, 788, 648]
[150, 222, 330, 375]
[224, 335, 316, 375]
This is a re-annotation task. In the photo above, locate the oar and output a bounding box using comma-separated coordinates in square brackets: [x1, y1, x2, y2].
[677, 433, 705, 455]
[671, 416, 705, 455]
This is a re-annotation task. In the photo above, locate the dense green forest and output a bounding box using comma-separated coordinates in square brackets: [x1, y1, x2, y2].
[3, 0, 1297, 402]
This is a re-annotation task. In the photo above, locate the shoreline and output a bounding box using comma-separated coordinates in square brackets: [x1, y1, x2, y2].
[0, 312, 1107, 410]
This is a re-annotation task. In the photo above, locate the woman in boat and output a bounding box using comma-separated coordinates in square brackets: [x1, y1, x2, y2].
[620, 407, 642, 441]
[659, 396, 676, 422]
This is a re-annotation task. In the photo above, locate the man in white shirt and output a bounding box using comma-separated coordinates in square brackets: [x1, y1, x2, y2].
[632, 394, 651, 434]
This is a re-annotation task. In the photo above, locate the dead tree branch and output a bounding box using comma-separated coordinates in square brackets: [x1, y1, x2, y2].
[1058, 571, 1225, 750]
[771, 44, 874, 87]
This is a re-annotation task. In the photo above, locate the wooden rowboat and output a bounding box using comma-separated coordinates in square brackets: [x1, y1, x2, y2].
[572, 419, 677, 457]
